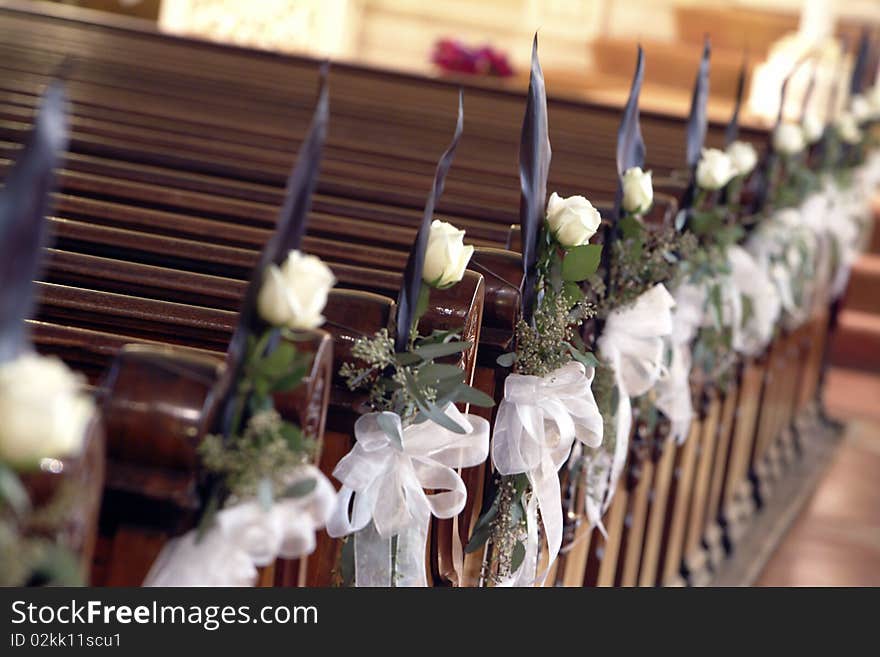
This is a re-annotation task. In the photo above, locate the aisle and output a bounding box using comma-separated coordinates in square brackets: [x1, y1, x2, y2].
[756, 370, 880, 586]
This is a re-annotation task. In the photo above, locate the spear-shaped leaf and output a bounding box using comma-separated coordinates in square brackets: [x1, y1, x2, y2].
[725, 51, 748, 146]
[685, 37, 711, 171]
[800, 63, 818, 123]
[617, 45, 645, 178]
[519, 34, 552, 324]
[850, 27, 871, 96]
[394, 91, 464, 352]
[214, 67, 329, 436]
[0, 82, 68, 364]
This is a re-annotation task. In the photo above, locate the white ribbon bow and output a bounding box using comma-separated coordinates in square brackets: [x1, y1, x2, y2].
[655, 282, 704, 444]
[143, 465, 335, 586]
[594, 284, 675, 528]
[490, 360, 603, 586]
[727, 245, 782, 356]
[327, 405, 489, 587]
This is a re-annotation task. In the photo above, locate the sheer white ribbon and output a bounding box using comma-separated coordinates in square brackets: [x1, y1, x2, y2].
[490, 360, 603, 586]
[326, 405, 489, 587]
[655, 283, 704, 444]
[143, 465, 335, 586]
[594, 284, 675, 526]
[727, 245, 782, 356]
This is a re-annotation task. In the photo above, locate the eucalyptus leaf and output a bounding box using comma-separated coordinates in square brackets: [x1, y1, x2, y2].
[377, 412, 404, 449]
[566, 345, 600, 369]
[282, 478, 317, 499]
[418, 363, 465, 386]
[562, 281, 583, 307]
[0, 464, 30, 516]
[395, 352, 422, 367]
[413, 340, 471, 361]
[496, 352, 516, 368]
[510, 541, 527, 572]
[619, 214, 644, 240]
[452, 383, 495, 408]
[561, 244, 602, 282]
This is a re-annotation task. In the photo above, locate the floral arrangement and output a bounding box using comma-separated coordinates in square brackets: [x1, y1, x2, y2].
[144, 76, 336, 586]
[466, 39, 604, 586]
[326, 95, 493, 587]
[0, 83, 98, 586]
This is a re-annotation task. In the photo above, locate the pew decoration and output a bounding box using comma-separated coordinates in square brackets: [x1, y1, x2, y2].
[466, 38, 604, 587]
[0, 84, 102, 586]
[585, 45, 681, 529]
[144, 73, 336, 586]
[327, 94, 493, 587]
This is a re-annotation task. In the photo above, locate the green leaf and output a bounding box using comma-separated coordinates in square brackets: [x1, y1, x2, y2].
[690, 210, 723, 236]
[496, 352, 516, 368]
[562, 281, 583, 307]
[395, 352, 422, 367]
[377, 412, 404, 449]
[566, 344, 600, 369]
[465, 499, 498, 554]
[282, 478, 317, 499]
[417, 363, 465, 386]
[413, 283, 431, 326]
[256, 341, 297, 378]
[404, 371, 467, 434]
[511, 541, 526, 572]
[561, 244, 603, 282]
[619, 214, 644, 240]
[741, 293, 755, 330]
[269, 362, 309, 393]
[413, 340, 471, 361]
[452, 383, 495, 408]
[0, 464, 30, 516]
[709, 283, 724, 328]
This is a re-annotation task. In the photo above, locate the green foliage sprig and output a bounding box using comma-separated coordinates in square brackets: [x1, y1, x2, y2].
[199, 328, 316, 528]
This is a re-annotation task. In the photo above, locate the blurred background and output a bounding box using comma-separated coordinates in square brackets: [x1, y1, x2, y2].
[50, 1, 880, 126]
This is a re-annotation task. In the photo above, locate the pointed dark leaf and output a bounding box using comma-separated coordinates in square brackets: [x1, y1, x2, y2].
[617, 45, 645, 177]
[685, 38, 711, 170]
[519, 34, 552, 324]
[800, 63, 817, 123]
[395, 91, 464, 351]
[215, 70, 329, 437]
[725, 51, 748, 146]
[0, 82, 68, 364]
[850, 27, 871, 96]
[776, 53, 812, 130]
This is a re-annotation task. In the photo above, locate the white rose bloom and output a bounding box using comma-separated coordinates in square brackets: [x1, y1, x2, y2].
[851, 94, 871, 123]
[546, 192, 602, 248]
[0, 353, 94, 467]
[726, 141, 758, 177]
[802, 113, 825, 144]
[257, 250, 335, 330]
[835, 112, 862, 145]
[696, 148, 736, 190]
[422, 220, 474, 288]
[621, 167, 653, 214]
[773, 122, 806, 155]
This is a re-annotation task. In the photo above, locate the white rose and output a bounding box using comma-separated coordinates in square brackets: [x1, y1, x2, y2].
[0, 353, 94, 468]
[621, 167, 653, 214]
[802, 113, 825, 144]
[696, 148, 736, 190]
[546, 192, 602, 248]
[422, 220, 474, 288]
[257, 250, 335, 330]
[835, 112, 862, 145]
[851, 94, 871, 123]
[773, 122, 806, 155]
[726, 141, 758, 177]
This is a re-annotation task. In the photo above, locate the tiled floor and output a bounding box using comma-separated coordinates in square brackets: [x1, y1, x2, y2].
[756, 369, 880, 586]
